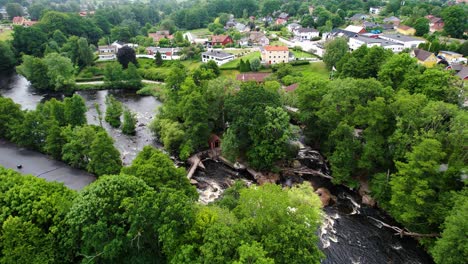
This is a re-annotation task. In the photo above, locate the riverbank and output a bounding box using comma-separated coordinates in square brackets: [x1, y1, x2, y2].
[0, 139, 96, 190]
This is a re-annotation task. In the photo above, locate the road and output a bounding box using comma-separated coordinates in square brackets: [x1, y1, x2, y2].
[76, 80, 163, 85]
[0, 139, 96, 190]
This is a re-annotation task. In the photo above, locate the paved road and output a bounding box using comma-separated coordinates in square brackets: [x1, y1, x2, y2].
[76, 80, 163, 85]
[0, 139, 96, 190]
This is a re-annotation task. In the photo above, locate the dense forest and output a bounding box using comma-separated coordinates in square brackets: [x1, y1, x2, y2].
[0, 0, 467, 263]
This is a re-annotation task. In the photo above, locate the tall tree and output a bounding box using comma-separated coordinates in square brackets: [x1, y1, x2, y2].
[0, 41, 16, 72]
[323, 37, 348, 71]
[155, 50, 163, 66]
[6, 3, 24, 18]
[87, 131, 122, 176]
[441, 5, 467, 38]
[105, 94, 123, 128]
[117, 46, 137, 69]
[122, 108, 137, 135]
[63, 94, 87, 127]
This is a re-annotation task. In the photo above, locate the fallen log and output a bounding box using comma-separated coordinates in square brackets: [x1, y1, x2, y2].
[368, 216, 440, 238]
[282, 167, 333, 180]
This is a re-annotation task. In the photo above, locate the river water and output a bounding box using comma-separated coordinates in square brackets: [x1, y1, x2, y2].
[0, 74, 434, 263]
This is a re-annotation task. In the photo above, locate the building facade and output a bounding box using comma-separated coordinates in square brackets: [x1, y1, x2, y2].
[201, 50, 235, 66]
[261, 46, 289, 64]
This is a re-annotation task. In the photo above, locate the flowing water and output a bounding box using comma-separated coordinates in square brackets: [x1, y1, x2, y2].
[0, 74, 434, 263]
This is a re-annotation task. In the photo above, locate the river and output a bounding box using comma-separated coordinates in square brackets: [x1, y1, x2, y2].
[0, 74, 434, 263]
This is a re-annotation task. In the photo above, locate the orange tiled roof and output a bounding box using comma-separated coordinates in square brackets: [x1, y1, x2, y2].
[264, 45, 289, 51]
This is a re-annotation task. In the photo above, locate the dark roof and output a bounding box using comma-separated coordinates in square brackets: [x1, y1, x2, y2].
[236, 73, 271, 82]
[349, 13, 368, 21]
[202, 50, 234, 58]
[413, 49, 434, 61]
[331, 28, 358, 38]
[296, 27, 318, 33]
[456, 66, 468, 80]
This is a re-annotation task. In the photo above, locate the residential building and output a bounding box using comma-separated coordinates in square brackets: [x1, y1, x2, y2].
[183, 32, 208, 45]
[344, 25, 366, 34]
[348, 36, 404, 53]
[349, 13, 369, 23]
[278, 12, 289, 20]
[383, 16, 401, 26]
[236, 73, 271, 82]
[235, 23, 250, 33]
[309, 43, 325, 57]
[438, 50, 466, 64]
[294, 28, 319, 41]
[455, 66, 468, 80]
[411, 49, 437, 67]
[287, 23, 302, 32]
[149, 31, 173, 43]
[209, 35, 234, 46]
[12, 16, 25, 25]
[261, 45, 289, 64]
[0, 8, 8, 20]
[201, 50, 235, 66]
[249, 31, 269, 46]
[379, 34, 425, 49]
[276, 18, 287, 25]
[425, 15, 444, 32]
[146, 47, 181, 60]
[98, 45, 117, 60]
[369, 7, 382, 15]
[396, 25, 416, 36]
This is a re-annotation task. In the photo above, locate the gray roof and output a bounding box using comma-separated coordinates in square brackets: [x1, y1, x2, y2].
[202, 50, 234, 58]
[383, 16, 400, 22]
[353, 36, 403, 47]
[412, 49, 434, 61]
[380, 34, 425, 42]
[147, 47, 181, 53]
[350, 13, 369, 21]
[455, 66, 468, 80]
[296, 27, 318, 33]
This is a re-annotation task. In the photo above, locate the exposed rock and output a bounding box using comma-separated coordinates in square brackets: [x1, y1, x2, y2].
[190, 179, 198, 185]
[362, 194, 376, 207]
[315, 187, 336, 207]
[256, 172, 280, 185]
[292, 160, 302, 168]
[358, 178, 376, 207]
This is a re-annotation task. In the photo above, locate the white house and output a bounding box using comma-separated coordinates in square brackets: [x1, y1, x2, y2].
[146, 47, 182, 60]
[287, 23, 302, 32]
[201, 50, 235, 66]
[294, 28, 320, 41]
[98, 45, 117, 60]
[348, 36, 404, 53]
[379, 34, 425, 49]
[369, 7, 382, 15]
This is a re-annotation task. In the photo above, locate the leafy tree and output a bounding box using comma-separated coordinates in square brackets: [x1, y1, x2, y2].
[61, 125, 100, 169]
[104, 62, 125, 88]
[0, 97, 23, 140]
[63, 94, 87, 127]
[0, 41, 16, 72]
[121, 146, 197, 198]
[431, 189, 468, 264]
[441, 5, 467, 38]
[42, 53, 76, 92]
[60, 175, 161, 263]
[413, 18, 430, 37]
[87, 131, 122, 176]
[239, 58, 247, 72]
[5, 3, 24, 18]
[378, 53, 419, 89]
[105, 94, 123, 128]
[43, 120, 66, 159]
[155, 50, 163, 66]
[117, 45, 137, 69]
[122, 108, 137, 135]
[11, 110, 48, 151]
[323, 37, 348, 71]
[12, 25, 48, 56]
[125, 62, 143, 89]
[16, 55, 50, 90]
[250, 57, 261, 72]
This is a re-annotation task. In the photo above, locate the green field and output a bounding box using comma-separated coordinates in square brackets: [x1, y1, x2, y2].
[0, 28, 13, 41]
[292, 50, 315, 59]
[294, 61, 329, 80]
[188, 28, 211, 38]
[220, 51, 261, 69]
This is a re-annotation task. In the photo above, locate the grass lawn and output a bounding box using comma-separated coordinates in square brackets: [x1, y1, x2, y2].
[0, 28, 13, 41]
[292, 50, 315, 59]
[220, 69, 240, 79]
[220, 51, 261, 69]
[188, 28, 211, 38]
[269, 40, 287, 46]
[293, 61, 329, 80]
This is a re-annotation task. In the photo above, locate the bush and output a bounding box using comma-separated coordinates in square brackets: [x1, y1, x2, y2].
[289, 60, 310, 66]
[138, 68, 167, 81]
[311, 36, 322, 41]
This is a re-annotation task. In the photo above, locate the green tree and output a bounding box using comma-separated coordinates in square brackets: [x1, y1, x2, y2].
[16, 55, 50, 90]
[441, 5, 467, 38]
[431, 189, 468, 264]
[104, 62, 125, 88]
[0, 41, 16, 72]
[323, 37, 348, 71]
[413, 18, 430, 37]
[63, 94, 87, 127]
[61, 125, 99, 169]
[105, 94, 123, 128]
[11, 110, 48, 151]
[250, 57, 261, 72]
[5, 3, 24, 18]
[122, 108, 137, 135]
[11, 26, 48, 56]
[155, 50, 163, 66]
[378, 53, 419, 89]
[42, 53, 76, 92]
[0, 97, 23, 140]
[125, 62, 143, 89]
[87, 131, 122, 176]
[60, 175, 161, 263]
[43, 120, 66, 159]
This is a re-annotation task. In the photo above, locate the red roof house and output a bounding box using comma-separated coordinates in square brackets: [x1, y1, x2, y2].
[210, 35, 233, 46]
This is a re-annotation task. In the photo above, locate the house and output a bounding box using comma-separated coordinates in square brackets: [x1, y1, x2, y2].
[328, 28, 359, 39]
[235, 23, 250, 33]
[411, 49, 437, 67]
[455, 66, 468, 80]
[261, 45, 289, 64]
[362, 22, 380, 29]
[0, 8, 8, 20]
[438, 50, 466, 64]
[12, 16, 25, 25]
[369, 7, 382, 15]
[287, 23, 302, 32]
[276, 18, 287, 25]
[425, 15, 444, 32]
[278, 12, 289, 20]
[146, 47, 181, 60]
[98, 45, 117, 60]
[201, 50, 235, 66]
[183, 32, 208, 45]
[148, 31, 173, 43]
[209, 35, 234, 46]
[294, 28, 319, 41]
[349, 13, 369, 23]
[379, 34, 425, 49]
[285, 83, 299, 92]
[236, 73, 271, 82]
[381, 23, 396, 31]
[344, 25, 367, 34]
[309, 43, 325, 57]
[383, 16, 401, 26]
[396, 25, 416, 36]
[249, 31, 269, 46]
[349, 36, 403, 53]
[78, 11, 95, 17]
